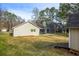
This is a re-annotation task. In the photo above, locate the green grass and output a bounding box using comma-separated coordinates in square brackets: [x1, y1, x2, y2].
[0, 32, 73, 56]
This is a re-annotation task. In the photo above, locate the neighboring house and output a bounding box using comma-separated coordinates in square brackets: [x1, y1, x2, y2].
[12, 22, 44, 37]
[67, 12, 79, 51]
[0, 28, 7, 32]
[48, 22, 63, 33]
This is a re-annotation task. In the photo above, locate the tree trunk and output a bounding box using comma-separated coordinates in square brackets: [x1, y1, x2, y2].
[44, 27, 47, 34]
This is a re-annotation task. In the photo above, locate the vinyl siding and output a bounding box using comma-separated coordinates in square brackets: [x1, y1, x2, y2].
[69, 28, 79, 51]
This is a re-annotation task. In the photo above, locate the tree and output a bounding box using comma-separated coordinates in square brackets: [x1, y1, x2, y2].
[58, 4, 71, 23]
[58, 3, 79, 24]
[0, 9, 25, 31]
[50, 7, 56, 21]
[32, 8, 39, 20]
[58, 3, 79, 33]
[37, 7, 56, 33]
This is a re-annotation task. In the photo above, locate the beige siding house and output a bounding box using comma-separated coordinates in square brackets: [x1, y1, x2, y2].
[68, 12, 79, 51]
[0, 28, 7, 32]
[12, 22, 44, 37]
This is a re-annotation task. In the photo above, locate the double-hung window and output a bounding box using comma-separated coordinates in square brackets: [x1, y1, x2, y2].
[31, 29, 36, 32]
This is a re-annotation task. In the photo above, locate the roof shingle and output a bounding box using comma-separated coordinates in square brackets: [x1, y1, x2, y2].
[67, 12, 79, 28]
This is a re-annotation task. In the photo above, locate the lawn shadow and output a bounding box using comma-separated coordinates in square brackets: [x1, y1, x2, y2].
[33, 41, 68, 49]
[48, 42, 68, 48]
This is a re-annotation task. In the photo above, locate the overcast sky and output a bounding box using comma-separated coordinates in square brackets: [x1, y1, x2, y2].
[1, 3, 59, 21]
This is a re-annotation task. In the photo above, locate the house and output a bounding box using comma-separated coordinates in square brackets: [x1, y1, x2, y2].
[67, 12, 79, 51]
[0, 28, 7, 32]
[12, 22, 45, 37]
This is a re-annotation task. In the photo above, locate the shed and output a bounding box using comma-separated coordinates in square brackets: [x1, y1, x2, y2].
[67, 12, 79, 51]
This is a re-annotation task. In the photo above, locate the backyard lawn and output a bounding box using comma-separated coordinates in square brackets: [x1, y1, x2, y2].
[0, 32, 73, 56]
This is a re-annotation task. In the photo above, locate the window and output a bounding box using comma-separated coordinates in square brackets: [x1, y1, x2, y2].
[31, 29, 36, 32]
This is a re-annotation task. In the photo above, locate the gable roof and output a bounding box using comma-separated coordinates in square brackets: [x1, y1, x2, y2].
[28, 21, 44, 29]
[12, 21, 44, 29]
[67, 12, 79, 28]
